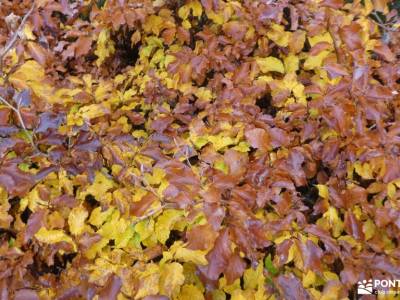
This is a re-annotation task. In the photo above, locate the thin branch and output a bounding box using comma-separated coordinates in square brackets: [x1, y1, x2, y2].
[0, 95, 37, 151]
[128, 169, 159, 197]
[173, 137, 192, 168]
[370, 11, 397, 32]
[0, 5, 35, 64]
[0, 95, 17, 112]
[132, 205, 166, 225]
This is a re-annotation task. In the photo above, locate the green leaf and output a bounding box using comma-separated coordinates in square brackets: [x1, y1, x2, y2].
[264, 254, 279, 276]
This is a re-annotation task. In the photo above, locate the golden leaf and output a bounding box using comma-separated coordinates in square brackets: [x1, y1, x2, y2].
[256, 57, 285, 74]
[155, 209, 184, 244]
[95, 29, 115, 66]
[35, 227, 76, 250]
[159, 262, 185, 297]
[179, 284, 205, 300]
[68, 206, 88, 236]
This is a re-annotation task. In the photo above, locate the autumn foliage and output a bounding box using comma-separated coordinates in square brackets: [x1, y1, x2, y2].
[0, 0, 400, 299]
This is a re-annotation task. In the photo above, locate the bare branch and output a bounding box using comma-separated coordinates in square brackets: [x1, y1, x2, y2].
[0, 5, 35, 61]
[370, 11, 397, 32]
[173, 137, 193, 168]
[0, 95, 18, 113]
[0, 94, 38, 151]
[128, 169, 159, 197]
[132, 204, 166, 225]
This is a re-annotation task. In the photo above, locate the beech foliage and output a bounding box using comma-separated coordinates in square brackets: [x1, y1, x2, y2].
[0, 0, 400, 299]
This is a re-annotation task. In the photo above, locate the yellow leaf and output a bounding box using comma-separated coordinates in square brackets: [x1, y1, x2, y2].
[11, 60, 45, 83]
[155, 209, 184, 244]
[387, 182, 396, 199]
[195, 87, 213, 102]
[9, 60, 51, 100]
[85, 238, 108, 259]
[174, 246, 208, 265]
[179, 1, 203, 20]
[178, 5, 191, 20]
[316, 184, 329, 199]
[23, 23, 36, 40]
[159, 262, 185, 297]
[191, 1, 203, 18]
[95, 29, 115, 66]
[214, 160, 229, 174]
[303, 270, 316, 288]
[98, 210, 128, 240]
[68, 206, 88, 235]
[323, 207, 343, 238]
[323, 271, 339, 282]
[83, 171, 115, 201]
[308, 32, 333, 47]
[115, 224, 135, 248]
[233, 141, 251, 153]
[132, 129, 148, 139]
[363, 219, 376, 241]
[321, 128, 338, 141]
[35, 227, 76, 250]
[267, 23, 291, 47]
[244, 263, 265, 291]
[143, 15, 164, 35]
[256, 57, 285, 73]
[144, 167, 166, 185]
[78, 104, 109, 120]
[179, 284, 205, 300]
[134, 218, 155, 243]
[219, 277, 241, 295]
[19, 187, 48, 212]
[190, 135, 208, 149]
[206, 11, 225, 25]
[135, 264, 160, 299]
[210, 290, 226, 300]
[284, 54, 299, 73]
[88, 206, 114, 227]
[353, 161, 374, 180]
[303, 50, 331, 70]
[363, 0, 374, 15]
[208, 135, 236, 151]
[231, 290, 247, 300]
[320, 281, 342, 300]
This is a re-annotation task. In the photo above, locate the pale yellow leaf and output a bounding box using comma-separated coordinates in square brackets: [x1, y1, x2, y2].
[256, 57, 285, 73]
[68, 206, 88, 235]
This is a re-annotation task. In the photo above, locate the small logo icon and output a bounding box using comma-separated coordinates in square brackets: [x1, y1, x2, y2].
[357, 279, 373, 295]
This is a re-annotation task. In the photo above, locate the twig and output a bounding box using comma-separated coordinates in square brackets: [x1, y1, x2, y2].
[132, 205, 166, 225]
[0, 4, 35, 70]
[0, 95, 37, 151]
[128, 169, 159, 197]
[173, 137, 192, 167]
[370, 11, 397, 32]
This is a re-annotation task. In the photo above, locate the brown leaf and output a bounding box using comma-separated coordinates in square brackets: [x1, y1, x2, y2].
[321, 0, 344, 8]
[75, 36, 93, 56]
[323, 62, 349, 78]
[0, 159, 35, 197]
[276, 274, 311, 300]
[344, 211, 365, 240]
[24, 209, 46, 243]
[27, 42, 48, 66]
[245, 128, 270, 151]
[186, 224, 218, 250]
[198, 229, 231, 282]
[225, 252, 246, 284]
[340, 23, 363, 51]
[98, 275, 122, 300]
[14, 289, 39, 300]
